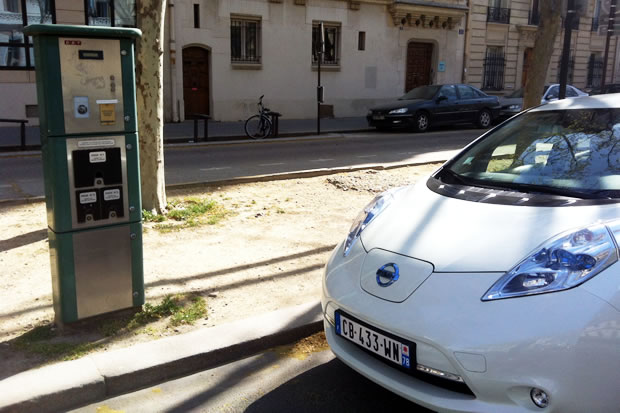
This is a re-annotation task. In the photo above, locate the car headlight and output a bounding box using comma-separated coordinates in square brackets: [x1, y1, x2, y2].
[343, 188, 405, 257]
[483, 224, 619, 301]
[388, 108, 408, 114]
[507, 104, 521, 111]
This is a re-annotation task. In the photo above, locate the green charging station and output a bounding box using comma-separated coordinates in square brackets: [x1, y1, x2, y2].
[24, 25, 144, 324]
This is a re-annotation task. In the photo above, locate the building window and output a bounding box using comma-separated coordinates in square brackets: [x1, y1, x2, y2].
[312, 22, 340, 65]
[528, 0, 540, 25]
[587, 53, 603, 88]
[592, 0, 601, 32]
[556, 53, 575, 84]
[487, 0, 510, 24]
[482, 47, 505, 91]
[193, 4, 199, 29]
[0, 0, 55, 70]
[231, 17, 261, 64]
[85, 0, 136, 27]
[358, 31, 365, 51]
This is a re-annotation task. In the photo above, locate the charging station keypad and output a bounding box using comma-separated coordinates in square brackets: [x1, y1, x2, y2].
[67, 137, 129, 228]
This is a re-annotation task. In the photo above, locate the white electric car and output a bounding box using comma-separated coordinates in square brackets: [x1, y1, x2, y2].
[322, 94, 620, 412]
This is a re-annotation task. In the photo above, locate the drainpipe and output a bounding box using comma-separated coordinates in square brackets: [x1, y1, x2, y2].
[462, 0, 471, 84]
[169, 0, 180, 122]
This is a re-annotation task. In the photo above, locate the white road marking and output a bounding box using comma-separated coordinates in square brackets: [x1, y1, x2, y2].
[310, 158, 335, 162]
[259, 163, 285, 166]
[199, 167, 232, 171]
[357, 155, 377, 158]
[397, 152, 415, 155]
[0, 185, 11, 188]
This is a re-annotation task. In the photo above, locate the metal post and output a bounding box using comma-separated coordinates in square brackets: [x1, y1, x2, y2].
[602, 0, 617, 89]
[317, 22, 324, 136]
[559, 0, 575, 100]
[20, 120, 26, 149]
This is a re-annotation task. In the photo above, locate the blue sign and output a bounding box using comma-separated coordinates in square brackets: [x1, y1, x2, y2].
[438, 61, 446, 72]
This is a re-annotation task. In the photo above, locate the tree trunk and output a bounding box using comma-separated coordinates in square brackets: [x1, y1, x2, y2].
[522, 0, 562, 110]
[136, 0, 167, 213]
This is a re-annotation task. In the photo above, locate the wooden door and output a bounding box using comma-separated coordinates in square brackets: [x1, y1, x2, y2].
[522, 48, 533, 88]
[183, 47, 210, 118]
[405, 42, 433, 92]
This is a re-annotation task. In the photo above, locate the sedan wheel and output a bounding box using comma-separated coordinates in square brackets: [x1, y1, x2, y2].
[415, 113, 430, 132]
[477, 109, 492, 128]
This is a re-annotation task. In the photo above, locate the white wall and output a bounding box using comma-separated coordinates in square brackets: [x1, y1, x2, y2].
[170, 0, 466, 122]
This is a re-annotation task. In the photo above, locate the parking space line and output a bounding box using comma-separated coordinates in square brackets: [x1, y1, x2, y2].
[310, 158, 335, 162]
[357, 155, 377, 158]
[259, 163, 285, 166]
[199, 167, 232, 171]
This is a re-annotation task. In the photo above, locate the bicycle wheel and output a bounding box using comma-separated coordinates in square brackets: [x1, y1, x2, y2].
[244, 115, 272, 139]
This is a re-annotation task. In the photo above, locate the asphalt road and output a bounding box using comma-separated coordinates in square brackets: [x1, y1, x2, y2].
[0, 128, 485, 201]
[71, 346, 435, 413]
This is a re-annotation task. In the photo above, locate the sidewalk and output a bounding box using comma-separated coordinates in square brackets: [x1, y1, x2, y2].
[0, 159, 448, 413]
[0, 116, 370, 150]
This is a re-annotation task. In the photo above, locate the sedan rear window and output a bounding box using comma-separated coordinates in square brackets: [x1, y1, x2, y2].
[447, 109, 620, 198]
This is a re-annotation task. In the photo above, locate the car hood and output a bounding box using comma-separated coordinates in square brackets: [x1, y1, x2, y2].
[498, 97, 523, 107]
[360, 181, 620, 272]
[370, 99, 427, 111]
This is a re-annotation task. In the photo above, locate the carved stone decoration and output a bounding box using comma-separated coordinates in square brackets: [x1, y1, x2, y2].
[294, 0, 306, 5]
[387, 3, 467, 30]
[349, 0, 360, 10]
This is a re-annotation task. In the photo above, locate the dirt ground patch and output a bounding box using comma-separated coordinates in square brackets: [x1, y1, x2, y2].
[0, 163, 441, 379]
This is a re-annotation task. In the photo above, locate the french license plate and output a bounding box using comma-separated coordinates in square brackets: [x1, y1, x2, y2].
[335, 310, 413, 369]
[373, 115, 385, 120]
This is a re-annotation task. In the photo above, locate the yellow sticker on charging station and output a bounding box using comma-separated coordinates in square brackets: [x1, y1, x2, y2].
[99, 103, 116, 125]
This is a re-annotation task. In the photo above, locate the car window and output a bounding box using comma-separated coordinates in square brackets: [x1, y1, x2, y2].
[399, 85, 441, 100]
[566, 87, 578, 97]
[457, 85, 476, 99]
[546, 86, 559, 100]
[438, 85, 458, 101]
[473, 88, 487, 98]
[448, 109, 620, 196]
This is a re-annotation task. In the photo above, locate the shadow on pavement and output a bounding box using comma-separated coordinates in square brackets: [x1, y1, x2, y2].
[245, 359, 435, 413]
[0, 228, 47, 253]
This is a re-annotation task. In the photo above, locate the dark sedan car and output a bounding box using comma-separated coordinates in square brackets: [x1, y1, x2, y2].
[367, 84, 500, 132]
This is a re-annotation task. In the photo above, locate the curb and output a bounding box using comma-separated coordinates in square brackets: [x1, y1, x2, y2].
[0, 154, 456, 207]
[0, 302, 323, 413]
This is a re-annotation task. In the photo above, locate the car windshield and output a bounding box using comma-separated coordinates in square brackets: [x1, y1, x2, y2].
[399, 85, 441, 100]
[506, 89, 523, 98]
[446, 109, 620, 199]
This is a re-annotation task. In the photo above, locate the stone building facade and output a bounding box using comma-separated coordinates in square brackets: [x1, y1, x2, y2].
[0, 0, 618, 125]
[464, 0, 619, 94]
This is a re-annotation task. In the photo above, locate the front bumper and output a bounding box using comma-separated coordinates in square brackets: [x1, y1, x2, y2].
[366, 114, 415, 129]
[322, 242, 620, 413]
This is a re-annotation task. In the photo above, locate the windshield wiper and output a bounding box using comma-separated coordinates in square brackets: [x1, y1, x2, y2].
[469, 181, 599, 199]
[439, 168, 473, 186]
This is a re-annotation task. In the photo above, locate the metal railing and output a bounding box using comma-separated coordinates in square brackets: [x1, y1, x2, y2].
[230, 19, 261, 63]
[587, 56, 604, 88]
[0, 118, 28, 150]
[482, 51, 505, 91]
[487, 7, 511, 24]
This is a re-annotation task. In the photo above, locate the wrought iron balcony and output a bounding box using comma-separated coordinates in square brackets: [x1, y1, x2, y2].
[487, 7, 511, 24]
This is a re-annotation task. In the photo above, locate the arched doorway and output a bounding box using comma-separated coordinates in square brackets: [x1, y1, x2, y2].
[405, 42, 433, 92]
[182, 47, 210, 118]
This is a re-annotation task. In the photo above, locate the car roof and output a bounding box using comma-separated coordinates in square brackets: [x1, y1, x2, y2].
[531, 93, 620, 111]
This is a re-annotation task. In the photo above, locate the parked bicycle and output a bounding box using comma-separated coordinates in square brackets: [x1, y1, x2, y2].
[244, 95, 272, 139]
